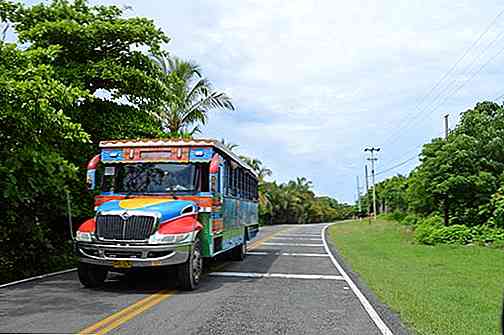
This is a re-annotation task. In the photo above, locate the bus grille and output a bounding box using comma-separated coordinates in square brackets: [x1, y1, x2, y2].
[96, 215, 156, 241]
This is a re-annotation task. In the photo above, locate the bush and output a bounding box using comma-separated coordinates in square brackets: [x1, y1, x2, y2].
[414, 215, 444, 245]
[400, 214, 419, 226]
[414, 215, 504, 246]
[389, 210, 407, 222]
[379, 210, 407, 222]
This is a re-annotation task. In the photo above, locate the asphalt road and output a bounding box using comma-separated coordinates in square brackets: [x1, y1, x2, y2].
[0, 223, 407, 334]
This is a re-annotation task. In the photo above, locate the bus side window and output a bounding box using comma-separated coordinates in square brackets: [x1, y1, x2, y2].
[251, 175, 254, 200]
[253, 178, 258, 200]
[246, 173, 250, 200]
[237, 168, 241, 198]
[232, 165, 237, 197]
[241, 169, 247, 199]
[238, 168, 242, 198]
[223, 161, 229, 195]
[244, 171, 248, 199]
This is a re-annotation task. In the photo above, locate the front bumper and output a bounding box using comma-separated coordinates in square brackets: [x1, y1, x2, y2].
[76, 241, 191, 268]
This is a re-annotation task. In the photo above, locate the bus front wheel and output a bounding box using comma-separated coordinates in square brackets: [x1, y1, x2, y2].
[177, 238, 202, 291]
[78, 262, 108, 288]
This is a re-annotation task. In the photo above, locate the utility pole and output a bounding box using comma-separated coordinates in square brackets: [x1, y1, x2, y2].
[356, 176, 362, 215]
[365, 164, 370, 221]
[444, 114, 449, 139]
[443, 114, 449, 225]
[364, 147, 380, 220]
[364, 165, 369, 192]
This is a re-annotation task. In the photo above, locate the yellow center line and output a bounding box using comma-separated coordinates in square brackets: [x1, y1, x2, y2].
[92, 291, 175, 335]
[79, 289, 175, 334]
[78, 226, 292, 335]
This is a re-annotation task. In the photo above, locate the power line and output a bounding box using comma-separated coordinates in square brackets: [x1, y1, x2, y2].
[375, 15, 504, 174]
[375, 155, 418, 176]
[493, 91, 504, 101]
[379, 8, 504, 149]
[362, 9, 504, 188]
[374, 127, 448, 177]
[383, 27, 504, 149]
[377, 143, 422, 169]
[416, 40, 504, 122]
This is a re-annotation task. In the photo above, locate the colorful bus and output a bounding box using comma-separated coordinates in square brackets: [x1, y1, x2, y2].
[75, 139, 259, 290]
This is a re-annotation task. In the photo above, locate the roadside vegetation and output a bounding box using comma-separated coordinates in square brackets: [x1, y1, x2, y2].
[361, 101, 504, 247]
[329, 219, 503, 335]
[236, 154, 354, 225]
[0, 0, 352, 284]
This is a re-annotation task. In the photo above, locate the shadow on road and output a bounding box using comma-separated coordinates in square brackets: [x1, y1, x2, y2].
[0, 250, 280, 324]
[96, 249, 281, 295]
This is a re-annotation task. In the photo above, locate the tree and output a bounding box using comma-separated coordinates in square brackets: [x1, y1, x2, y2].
[260, 177, 353, 225]
[375, 175, 408, 213]
[0, 0, 172, 283]
[239, 156, 272, 181]
[374, 101, 504, 229]
[151, 55, 234, 136]
[408, 102, 504, 225]
[220, 138, 239, 151]
[1, 0, 169, 151]
[0, 42, 90, 281]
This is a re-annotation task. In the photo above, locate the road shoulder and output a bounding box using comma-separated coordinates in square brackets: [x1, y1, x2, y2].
[323, 222, 410, 335]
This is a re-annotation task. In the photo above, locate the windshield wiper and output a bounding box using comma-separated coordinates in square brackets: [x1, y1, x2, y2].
[165, 186, 179, 200]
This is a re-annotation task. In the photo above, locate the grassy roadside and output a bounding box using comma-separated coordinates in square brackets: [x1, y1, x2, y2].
[328, 219, 504, 335]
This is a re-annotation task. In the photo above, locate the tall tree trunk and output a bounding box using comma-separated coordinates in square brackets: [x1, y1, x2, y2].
[443, 197, 449, 226]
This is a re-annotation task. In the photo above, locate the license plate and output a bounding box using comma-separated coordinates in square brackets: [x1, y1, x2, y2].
[112, 260, 132, 268]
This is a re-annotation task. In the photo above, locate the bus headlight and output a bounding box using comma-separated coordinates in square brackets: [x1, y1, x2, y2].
[76, 231, 94, 242]
[149, 232, 193, 244]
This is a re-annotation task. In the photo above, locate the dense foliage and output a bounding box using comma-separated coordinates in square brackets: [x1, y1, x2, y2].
[259, 177, 353, 225]
[364, 101, 504, 246]
[238, 153, 354, 225]
[0, 0, 351, 284]
[0, 0, 168, 282]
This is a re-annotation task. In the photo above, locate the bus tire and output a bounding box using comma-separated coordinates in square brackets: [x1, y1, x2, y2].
[231, 239, 247, 261]
[78, 262, 108, 288]
[177, 238, 203, 291]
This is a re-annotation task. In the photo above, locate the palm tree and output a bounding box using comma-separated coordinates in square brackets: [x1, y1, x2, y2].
[239, 156, 272, 181]
[151, 54, 235, 136]
[220, 138, 239, 151]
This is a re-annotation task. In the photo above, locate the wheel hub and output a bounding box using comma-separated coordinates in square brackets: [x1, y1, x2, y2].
[192, 248, 202, 282]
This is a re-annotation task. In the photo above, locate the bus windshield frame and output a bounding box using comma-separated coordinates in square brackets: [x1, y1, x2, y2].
[100, 162, 199, 195]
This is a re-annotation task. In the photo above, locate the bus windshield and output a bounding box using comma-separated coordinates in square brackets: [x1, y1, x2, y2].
[101, 163, 197, 194]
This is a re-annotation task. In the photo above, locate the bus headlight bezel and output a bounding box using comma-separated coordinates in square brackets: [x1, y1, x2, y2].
[76, 231, 95, 242]
[148, 231, 194, 245]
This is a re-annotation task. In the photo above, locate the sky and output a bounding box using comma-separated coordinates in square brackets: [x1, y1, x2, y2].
[24, 0, 504, 202]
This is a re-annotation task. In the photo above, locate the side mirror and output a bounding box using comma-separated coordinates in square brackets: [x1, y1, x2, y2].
[86, 169, 96, 190]
[86, 154, 101, 191]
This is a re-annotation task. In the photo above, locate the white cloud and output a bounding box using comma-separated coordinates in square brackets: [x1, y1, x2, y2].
[95, 0, 504, 202]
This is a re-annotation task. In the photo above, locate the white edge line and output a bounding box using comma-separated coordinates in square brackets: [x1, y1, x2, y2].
[0, 268, 77, 289]
[322, 224, 394, 335]
[209, 272, 344, 280]
[271, 237, 323, 241]
[275, 234, 322, 237]
[276, 252, 330, 257]
[262, 242, 324, 247]
[247, 252, 330, 257]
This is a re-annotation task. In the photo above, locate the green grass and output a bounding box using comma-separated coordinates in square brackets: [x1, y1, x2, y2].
[329, 219, 504, 335]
